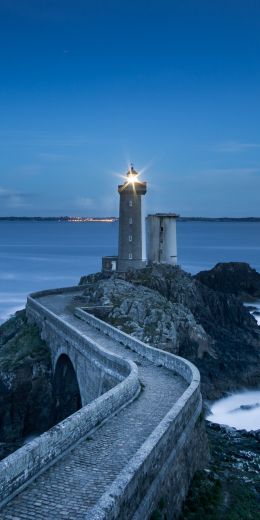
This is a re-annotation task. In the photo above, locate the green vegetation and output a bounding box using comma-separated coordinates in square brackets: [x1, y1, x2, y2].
[106, 316, 135, 335]
[181, 422, 260, 520]
[181, 470, 222, 519]
[0, 311, 50, 371]
[150, 421, 260, 520]
[224, 482, 260, 520]
[182, 472, 260, 520]
[151, 497, 167, 520]
[0, 310, 26, 346]
[144, 322, 158, 338]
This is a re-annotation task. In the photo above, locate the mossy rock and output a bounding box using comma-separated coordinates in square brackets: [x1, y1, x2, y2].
[0, 311, 53, 448]
[0, 310, 27, 347]
[0, 312, 51, 372]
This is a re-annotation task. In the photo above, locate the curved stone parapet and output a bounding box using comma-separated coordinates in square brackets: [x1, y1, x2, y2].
[26, 291, 135, 404]
[0, 288, 140, 508]
[0, 285, 207, 519]
[75, 306, 199, 384]
[75, 307, 202, 519]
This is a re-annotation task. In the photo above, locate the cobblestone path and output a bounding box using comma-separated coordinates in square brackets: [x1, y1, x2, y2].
[1, 292, 187, 520]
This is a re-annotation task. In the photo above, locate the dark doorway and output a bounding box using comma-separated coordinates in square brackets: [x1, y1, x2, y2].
[53, 354, 82, 423]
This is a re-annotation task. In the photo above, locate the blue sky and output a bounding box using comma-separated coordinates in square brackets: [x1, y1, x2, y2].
[0, 0, 260, 216]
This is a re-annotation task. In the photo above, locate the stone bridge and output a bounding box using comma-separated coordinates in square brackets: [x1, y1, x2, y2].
[0, 285, 207, 519]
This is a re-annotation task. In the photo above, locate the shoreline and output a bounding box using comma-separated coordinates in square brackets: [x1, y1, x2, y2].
[1, 217, 260, 223]
[244, 301, 260, 326]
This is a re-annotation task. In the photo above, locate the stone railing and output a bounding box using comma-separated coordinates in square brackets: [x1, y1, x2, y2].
[75, 307, 203, 520]
[0, 287, 140, 508]
[75, 306, 199, 384]
[0, 285, 205, 518]
[27, 294, 131, 384]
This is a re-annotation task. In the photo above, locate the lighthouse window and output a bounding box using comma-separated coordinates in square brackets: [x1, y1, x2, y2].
[129, 253, 133, 260]
[129, 217, 133, 224]
[129, 200, 133, 207]
[129, 235, 132, 242]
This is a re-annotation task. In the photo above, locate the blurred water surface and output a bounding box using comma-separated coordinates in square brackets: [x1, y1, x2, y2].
[0, 221, 259, 323]
[207, 390, 260, 431]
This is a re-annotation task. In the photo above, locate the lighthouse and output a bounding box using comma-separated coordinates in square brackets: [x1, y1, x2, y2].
[101, 163, 179, 274]
[117, 165, 147, 272]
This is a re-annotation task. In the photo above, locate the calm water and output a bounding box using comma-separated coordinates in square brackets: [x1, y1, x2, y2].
[0, 221, 260, 324]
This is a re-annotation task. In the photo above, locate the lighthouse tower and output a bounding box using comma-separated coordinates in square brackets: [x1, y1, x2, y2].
[117, 165, 147, 272]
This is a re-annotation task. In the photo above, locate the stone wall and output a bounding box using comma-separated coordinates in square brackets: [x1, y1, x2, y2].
[0, 288, 139, 508]
[75, 307, 207, 519]
[75, 306, 198, 383]
[27, 295, 132, 405]
[0, 285, 207, 517]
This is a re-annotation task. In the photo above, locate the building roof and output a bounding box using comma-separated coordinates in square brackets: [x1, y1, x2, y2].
[126, 164, 139, 177]
[147, 213, 180, 218]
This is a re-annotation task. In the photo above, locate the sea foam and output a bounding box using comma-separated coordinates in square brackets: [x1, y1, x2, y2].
[207, 390, 260, 431]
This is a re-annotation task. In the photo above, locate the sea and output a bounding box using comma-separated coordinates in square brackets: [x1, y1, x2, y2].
[0, 219, 260, 430]
[207, 390, 260, 431]
[0, 220, 260, 325]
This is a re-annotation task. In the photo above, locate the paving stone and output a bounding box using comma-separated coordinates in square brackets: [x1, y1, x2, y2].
[0, 292, 187, 520]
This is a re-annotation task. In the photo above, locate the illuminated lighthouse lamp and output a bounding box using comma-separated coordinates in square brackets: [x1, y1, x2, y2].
[102, 163, 147, 273]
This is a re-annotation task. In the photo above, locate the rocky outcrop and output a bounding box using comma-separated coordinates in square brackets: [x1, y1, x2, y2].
[1, 262, 259, 459]
[0, 311, 53, 460]
[0, 310, 27, 346]
[80, 264, 260, 400]
[81, 278, 208, 354]
[181, 421, 260, 520]
[195, 262, 260, 300]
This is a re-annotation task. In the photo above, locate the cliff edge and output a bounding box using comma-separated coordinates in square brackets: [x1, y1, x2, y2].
[80, 263, 260, 399]
[0, 310, 53, 460]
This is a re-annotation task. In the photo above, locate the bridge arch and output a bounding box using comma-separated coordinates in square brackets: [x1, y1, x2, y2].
[53, 353, 82, 423]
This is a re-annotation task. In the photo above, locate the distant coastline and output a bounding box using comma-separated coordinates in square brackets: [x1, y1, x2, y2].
[0, 216, 260, 223]
[0, 216, 118, 223]
[178, 217, 260, 222]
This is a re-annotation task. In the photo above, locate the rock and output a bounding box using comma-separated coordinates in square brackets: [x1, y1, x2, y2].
[0, 309, 27, 346]
[195, 262, 260, 300]
[181, 420, 260, 519]
[0, 440, 24, 461]
[79, 272, 106, 285]
[129, 264, 260, 399]
[82, 277, 209, 355]
[0, 310, 54, 459]
[79, 263, 260, 400]
[230, 403, 260, 413]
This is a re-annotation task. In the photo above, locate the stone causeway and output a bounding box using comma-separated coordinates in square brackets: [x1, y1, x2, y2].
[0, 286, 207, 519]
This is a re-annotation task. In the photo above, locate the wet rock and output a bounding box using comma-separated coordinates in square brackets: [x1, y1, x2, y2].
[82, 277, 209, 355]
[195, 262, 260, 300]
[80, 263, 260, 400]
[125, 264, 260, 399]
[181, 421, 260, 519]
[0, 309, 27, 346]
[0, 310, 54, 459]
[231, 403, 260, 413]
